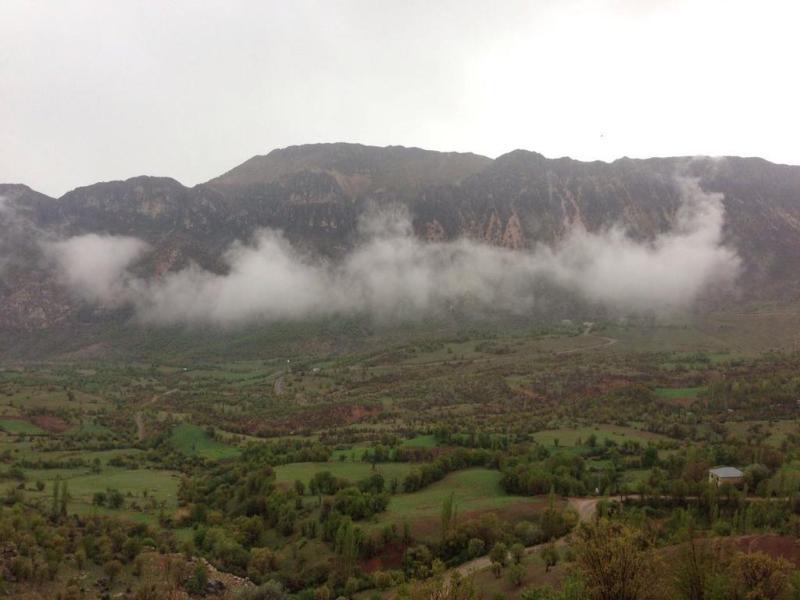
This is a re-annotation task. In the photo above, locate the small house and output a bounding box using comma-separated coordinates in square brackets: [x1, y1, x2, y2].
[708, 466, 744, 486]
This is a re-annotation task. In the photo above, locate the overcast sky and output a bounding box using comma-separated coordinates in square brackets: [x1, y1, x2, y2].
[2, 0, 799, 196]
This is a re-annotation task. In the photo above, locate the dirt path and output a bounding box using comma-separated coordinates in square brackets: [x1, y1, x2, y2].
[452, 496, 599, 578]
[134, 389, 176, 441]
[451, 494, 788, 581]
[555, 336, 618, 356]
[134, 412, 145, 441]
[568, 496, 599, 522]
[273, 375, 285, 396]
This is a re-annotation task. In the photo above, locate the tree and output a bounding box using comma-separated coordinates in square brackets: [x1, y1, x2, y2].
[673, 526, 719, 600]
[103, 559, 123, 583]
[59, 480, 69, 517]
[508, 563, 525, 587]
[489, 542, 508, 578]
[51, 475, 61, 519]
[247, 547, 276, 581]
[334, 517, 359, 577]
[405, 569, 478, 600]
[541, 543, 559, 572]
[729, 551, 791, 600]
[402, 519, 412, 545]
[467, 538, 485, 559]
[186, 562, 208, 594]
[510, 542, 525, 564]
[107, 488, 125, 509]
[441, 491, 455, 542]
[573, 520, 662, 600]
[489, 542, 508, 566]
[313, 586, 331, 600]
[521, 574, 586, 600]
[234, 580, 288, 600]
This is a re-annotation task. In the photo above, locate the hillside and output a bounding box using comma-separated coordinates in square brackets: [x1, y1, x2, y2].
[1, 143, 800, 343]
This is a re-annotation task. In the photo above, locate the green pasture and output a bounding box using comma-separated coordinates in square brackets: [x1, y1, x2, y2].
[330, 445, 370, 461]
[726, 419, 800, 447]
[533, 425, 669, 448]
[274, 461, 413, 487]
[170, 423, 240, 460]
[401, 434, 438, 448]
[0, 465, 181, 523]
[654, 386, 705, 399]
[0, 418, 46, 435]
[371, 468, 551, 538]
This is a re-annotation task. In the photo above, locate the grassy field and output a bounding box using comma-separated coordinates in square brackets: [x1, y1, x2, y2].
[0, 462, 181, 523]
[66, 420, 116, 437]
[170, 423, 240, 460]
[401, 434, 438, 447]
[532, 425, 669, 448]
[330, 446, 370, 461]
[371, 468, 554, 540]
[726, 419, 800, 447]
[274, 461, 413, 487]
[0, 418, 46, 434]
[654, 386, 705, 398]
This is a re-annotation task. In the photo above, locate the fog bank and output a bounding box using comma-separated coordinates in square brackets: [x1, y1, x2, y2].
[46, 178, 741, 324]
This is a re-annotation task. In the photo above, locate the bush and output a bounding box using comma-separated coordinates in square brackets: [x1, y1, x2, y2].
[234, 580, 288, 600]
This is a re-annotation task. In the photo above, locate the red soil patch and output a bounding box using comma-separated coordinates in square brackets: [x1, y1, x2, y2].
[31, 415, 70, 433]
[659, 535, 800, 567]
[240, 403, 381, 437]
[361, 541, 406, 573]
[724, 534, 800, 565]
[410, 498, 556, 541]
[661, 396, 698, 408]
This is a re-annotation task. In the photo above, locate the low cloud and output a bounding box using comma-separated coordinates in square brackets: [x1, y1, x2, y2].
[47, 177, 741, 324]
[44, 234, 149, 304]
[544, 178, 739, 309]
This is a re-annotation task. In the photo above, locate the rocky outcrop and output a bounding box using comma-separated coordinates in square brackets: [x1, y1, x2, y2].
[2, 143, 800, 333]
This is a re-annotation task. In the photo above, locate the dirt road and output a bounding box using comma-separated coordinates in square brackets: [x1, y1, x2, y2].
[452, 496, 599, 578]
[555, 336, 618, 355]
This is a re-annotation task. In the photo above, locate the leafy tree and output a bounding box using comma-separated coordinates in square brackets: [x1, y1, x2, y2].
[508, 563, 525, 587]
[103, 559, 123, 583]
[59, 481, 69, 517]
[574, 520, 662, 600]
[729, 551, 791, 600]
[334, 517, 359, 577]
[672, 527, 719, 600]
[467, 538, 485, 559]
[541, 543, 559, 572]
[51, 474, 61, 519]
[107, 488, 125, 509]
[489, 542, 508, 566]
[441, 491, 455, 542]
[234, 580, 288, 600]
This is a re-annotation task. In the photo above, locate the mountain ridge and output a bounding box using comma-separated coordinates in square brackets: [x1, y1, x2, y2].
[2, 143, 800, 336]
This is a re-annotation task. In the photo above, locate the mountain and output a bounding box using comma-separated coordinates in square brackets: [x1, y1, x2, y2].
[2, 143, 800, 340]
[208, 142, 492, 194]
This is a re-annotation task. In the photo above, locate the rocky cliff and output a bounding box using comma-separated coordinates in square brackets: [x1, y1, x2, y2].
[2, 143, 799, 334]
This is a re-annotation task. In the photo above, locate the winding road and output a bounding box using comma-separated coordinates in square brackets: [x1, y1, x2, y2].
[452, 496, 599, 578]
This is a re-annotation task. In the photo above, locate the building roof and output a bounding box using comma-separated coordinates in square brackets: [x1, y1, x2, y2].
[709, 466, 743, 478]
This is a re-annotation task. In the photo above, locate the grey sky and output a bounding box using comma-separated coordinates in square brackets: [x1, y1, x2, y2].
[2, 0, 798, 197]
